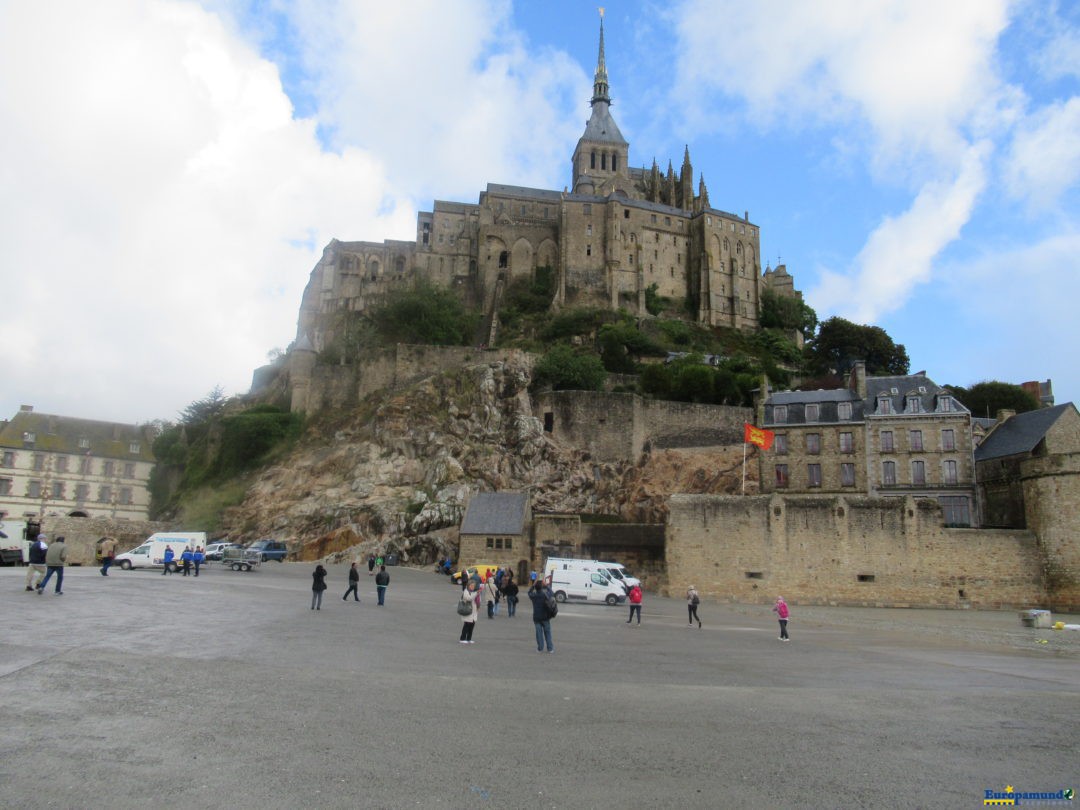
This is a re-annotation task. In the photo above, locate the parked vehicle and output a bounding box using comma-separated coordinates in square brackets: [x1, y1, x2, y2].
[544, 557, 640, 590]
[204, 542, 242, 561]
[222, 546, 262, 571]
[0, 519, 29, 565]
[545, 568, 626, 606]
[247, 539, 288, 562]
[451, 564, 500, 585]
[114, 532, 207, 571]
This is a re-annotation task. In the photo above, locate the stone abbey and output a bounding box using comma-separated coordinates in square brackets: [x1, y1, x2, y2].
[295, 17, 799, 353]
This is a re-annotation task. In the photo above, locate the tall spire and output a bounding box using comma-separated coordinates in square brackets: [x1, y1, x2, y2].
[591, 9, 610, 107]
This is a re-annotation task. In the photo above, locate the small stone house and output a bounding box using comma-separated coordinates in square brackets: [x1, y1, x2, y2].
[458, 492, 531, 581]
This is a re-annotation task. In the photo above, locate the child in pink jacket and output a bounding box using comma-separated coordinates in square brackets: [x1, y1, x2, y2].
[773, 596, 790, 641]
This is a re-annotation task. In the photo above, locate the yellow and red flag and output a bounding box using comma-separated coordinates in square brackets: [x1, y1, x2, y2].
[744, 423, 775, 450]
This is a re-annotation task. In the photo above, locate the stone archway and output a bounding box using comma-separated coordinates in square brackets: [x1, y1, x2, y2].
[511, 238, 534, 279]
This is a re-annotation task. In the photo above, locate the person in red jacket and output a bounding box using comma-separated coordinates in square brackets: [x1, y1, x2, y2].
[626, 584, 643, 625]
[773, 596, 790, 641]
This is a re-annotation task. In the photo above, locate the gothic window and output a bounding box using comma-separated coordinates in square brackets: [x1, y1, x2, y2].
[369, 260, 379, 280]
[591, 152, 596, 169]
[601, 153, 607, 170]
[723, 238, 729, 254]
[612, 153, 618, 171]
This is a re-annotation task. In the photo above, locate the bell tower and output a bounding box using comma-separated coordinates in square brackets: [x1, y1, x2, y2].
[571, 10, 630, 194]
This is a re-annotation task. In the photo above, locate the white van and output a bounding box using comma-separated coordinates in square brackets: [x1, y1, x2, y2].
[546, 568, 627, 606]
[114, 532, 207, 571]
[545, 557, 640, 590]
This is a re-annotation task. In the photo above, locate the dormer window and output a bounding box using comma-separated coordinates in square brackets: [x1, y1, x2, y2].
[877, 397, 893, 415]
[938, 396, 955, 412]
[838, 402, 852, 421]
[906, 396, 922, 413]
[78, 438, 90, 449]
[129, 442, 140, 454]
[773, 405, 788, 424]
[805, 404, 820, 422]
[23, 431, 35, 443]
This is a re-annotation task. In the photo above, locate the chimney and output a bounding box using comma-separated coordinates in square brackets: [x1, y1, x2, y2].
[849, 361, 867, 399]
[19, 405, 33, 413]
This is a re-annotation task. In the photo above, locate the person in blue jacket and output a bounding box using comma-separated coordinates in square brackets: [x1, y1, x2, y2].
[180, 547, 194, 576]
[193, 547, 205, 577]
[528, 575, 556, 653]
[162, 545, 175, 575]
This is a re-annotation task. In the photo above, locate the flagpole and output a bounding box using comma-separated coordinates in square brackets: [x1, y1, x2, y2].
[742, 440, 747, 495]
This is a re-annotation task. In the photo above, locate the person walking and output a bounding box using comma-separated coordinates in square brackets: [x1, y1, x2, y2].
[375, 565, 389, 606]
[343, 562, 360, 602]
[459, 580, 480, 644]
[626, 583, 643, 625]
[687, 585, 702, 628]
[180, 547, 193, 576]
[311, 564, 328, 610]
[483, 574, 498, 619]
[99, 536, 118, 576]
[368, 553, 376, 575]
[503, 575, 519, 618]
[528, 575, 555, 653]
[162, 545, 175, 575]
[37, 536, 67, 595]
[25, 533, 48, 591]
[773, 596, 790, 641]
[193, 547, 205, 577]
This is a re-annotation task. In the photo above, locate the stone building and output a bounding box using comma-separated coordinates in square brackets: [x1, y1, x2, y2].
[757, 362, 976, 526]
[0, 405, 156, 522]
[457, 492, 532, 581]
[292, 17, 800, 359]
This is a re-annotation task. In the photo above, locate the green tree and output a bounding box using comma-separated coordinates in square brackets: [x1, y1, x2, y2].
[180, 385, 228, 425]
[759, 290, 818, 335]
[807, 317, 909, 376]
[531, 345, 607, 391]
[370, 281, 478, 346]
[952, 381, 1040, 418]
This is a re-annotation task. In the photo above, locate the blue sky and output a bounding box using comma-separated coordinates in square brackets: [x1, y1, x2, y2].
[1, 0, 1077, 424]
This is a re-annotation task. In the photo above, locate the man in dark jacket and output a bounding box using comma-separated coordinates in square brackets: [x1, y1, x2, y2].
[375, 565, 389, 606]
[37, 536, 67, 595]
[25, 533, 48, 591]
[343, 562, 360, 602]
[528, 576, 555, 653]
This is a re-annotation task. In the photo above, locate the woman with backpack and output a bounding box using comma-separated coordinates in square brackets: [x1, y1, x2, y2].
[528, 575, 556, 653]
[686, 585, 702, 628]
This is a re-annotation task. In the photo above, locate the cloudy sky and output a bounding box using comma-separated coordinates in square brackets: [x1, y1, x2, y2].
[1, 0, 1077, 425]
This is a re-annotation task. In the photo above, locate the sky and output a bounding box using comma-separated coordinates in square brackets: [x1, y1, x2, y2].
[1, 0, 1077, 425]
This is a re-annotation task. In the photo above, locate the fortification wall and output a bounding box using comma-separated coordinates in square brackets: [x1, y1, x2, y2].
[39, 516, 171, 566]
[666, 494, 1045, 609]
[1022, 452, 1080, 611]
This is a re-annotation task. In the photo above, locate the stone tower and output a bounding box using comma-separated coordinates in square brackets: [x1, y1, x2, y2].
[571, 12, 630, 195]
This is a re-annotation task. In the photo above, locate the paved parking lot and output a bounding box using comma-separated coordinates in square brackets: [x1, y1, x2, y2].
[1, 562, 1076, 809]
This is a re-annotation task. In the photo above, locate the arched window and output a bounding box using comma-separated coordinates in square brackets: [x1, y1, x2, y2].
[601, 153, 607, 170]
[612, 153, 618, 172]
[499, 251, 509, 268]
[369, 259, 379, 280]
[590, 152, 596, 169]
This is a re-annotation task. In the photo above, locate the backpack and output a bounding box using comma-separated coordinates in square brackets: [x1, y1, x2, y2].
[456, 599, 472, 616]
[544, 592, 558, 619]
[691, 593, 700, 606]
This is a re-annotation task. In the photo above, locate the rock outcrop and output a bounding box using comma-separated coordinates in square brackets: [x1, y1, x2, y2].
[219, 355, 756, 561]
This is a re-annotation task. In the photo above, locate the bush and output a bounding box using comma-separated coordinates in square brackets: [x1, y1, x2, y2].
[532, 345, 607, 391]
[371, 281, 479, 346]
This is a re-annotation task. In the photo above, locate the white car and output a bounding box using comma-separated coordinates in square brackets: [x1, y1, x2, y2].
[204, 542, 241, 561]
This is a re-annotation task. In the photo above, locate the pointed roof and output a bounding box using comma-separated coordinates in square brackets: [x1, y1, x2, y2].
[580, 12, 627, 146]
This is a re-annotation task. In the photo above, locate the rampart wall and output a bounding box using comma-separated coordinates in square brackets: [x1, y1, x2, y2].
[666, 494, 1047, 609]
[39, 516, 171, 566]
[1022, 452, 1080, 611]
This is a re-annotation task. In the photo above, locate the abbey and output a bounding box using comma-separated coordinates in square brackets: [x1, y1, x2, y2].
[295, 18, 799, 353]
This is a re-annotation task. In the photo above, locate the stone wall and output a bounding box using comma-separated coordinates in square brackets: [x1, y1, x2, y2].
[1022, 452, 1080, 611]
[535, 390, 750, 462]
[39, 516, 171, 566]
[666, 494, 1045, 609]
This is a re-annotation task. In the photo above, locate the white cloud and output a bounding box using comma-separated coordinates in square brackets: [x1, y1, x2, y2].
[0, 0, 413, 424]
[808, 143, 990, 322]
[1004, 96, 1080, 210]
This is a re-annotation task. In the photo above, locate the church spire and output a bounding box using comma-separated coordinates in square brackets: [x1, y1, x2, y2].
[591, 9, 610, 107]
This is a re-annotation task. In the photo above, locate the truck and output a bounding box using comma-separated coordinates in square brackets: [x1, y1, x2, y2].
[544, 557, 640, 591]
[0, 518, 30, 565]
[114, 532, 207, 571]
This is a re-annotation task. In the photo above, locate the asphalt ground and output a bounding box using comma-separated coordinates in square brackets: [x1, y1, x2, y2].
[1, 563, 1077, 810]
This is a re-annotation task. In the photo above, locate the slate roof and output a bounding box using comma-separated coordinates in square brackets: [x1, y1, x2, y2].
[580, 102, 628, 146]
[459, 492, 529, 536]
[974, 403, 1074, 462]
[864, 374, 965, 416]
[485, 184, 564, 202]
[0, 410, 155, 461]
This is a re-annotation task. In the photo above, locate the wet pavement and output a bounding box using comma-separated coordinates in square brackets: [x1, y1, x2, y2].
[1, 563, 1076, 809]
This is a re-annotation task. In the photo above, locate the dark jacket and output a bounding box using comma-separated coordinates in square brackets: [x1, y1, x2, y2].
[503, 581, 519, 600]
[375, 570, 389, 587]
[29, 540, 47, 565]
[528, 585, 554, 621]
[312, 567, 328, 592]
[349, 567, 360, 583]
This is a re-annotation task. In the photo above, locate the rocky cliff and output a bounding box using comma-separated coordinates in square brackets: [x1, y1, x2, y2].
[219, 355, 757, 562]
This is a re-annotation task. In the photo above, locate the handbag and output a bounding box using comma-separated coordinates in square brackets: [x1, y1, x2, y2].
[456, 599, 472, 616]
